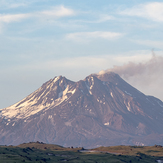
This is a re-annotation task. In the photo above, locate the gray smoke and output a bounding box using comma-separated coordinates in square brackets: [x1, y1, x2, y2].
[107, 53, 163, 101]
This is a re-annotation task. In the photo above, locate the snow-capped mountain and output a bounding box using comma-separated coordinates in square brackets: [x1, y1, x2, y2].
[0, 72, 163, 148]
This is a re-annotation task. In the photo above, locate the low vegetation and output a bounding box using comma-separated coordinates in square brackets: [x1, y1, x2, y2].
[93, 144, 163, 156]
[0, 142, 162, 162]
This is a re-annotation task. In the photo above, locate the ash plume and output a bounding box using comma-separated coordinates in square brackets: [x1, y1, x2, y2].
[104, 53, 163, 101]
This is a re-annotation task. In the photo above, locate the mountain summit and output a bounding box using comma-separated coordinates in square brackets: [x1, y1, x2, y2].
[0, 72, 163, 148]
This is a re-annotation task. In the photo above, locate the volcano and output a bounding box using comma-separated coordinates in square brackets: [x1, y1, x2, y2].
[0, 72, 163, 148]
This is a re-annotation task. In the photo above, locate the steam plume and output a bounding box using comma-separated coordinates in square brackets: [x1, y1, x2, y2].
[105, 53, 163, 101]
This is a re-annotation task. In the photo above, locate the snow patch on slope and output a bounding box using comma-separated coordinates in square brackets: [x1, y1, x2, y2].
[110, 92, 113, 98]
[85, 77, 94, 95]
[104, 122, 109, 126]
[1, 83, 76, 120]
[125, 91, 132, 96]
[124, 101, 131, 112]
[90, 77, 94, 90]
[53, 76, 60, 83]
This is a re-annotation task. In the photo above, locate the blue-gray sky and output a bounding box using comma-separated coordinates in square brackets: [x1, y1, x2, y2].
[1, 0, 163, 109]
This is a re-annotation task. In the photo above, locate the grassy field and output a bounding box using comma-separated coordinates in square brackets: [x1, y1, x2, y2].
[93, 144, 163, 156]
[0, 142, 162, 162]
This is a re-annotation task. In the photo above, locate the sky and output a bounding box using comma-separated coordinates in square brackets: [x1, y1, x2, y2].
[0, 0, 163, 109]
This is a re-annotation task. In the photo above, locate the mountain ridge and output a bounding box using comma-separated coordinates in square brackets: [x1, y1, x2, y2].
[0, 71, 163, 148]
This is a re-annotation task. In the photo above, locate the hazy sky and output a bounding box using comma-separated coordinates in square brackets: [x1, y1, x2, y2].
[1, 0, 163, 109]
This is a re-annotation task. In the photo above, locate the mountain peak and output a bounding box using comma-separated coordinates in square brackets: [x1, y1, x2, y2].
[95, 71, 121, 82]
[53, 75, 63, 82]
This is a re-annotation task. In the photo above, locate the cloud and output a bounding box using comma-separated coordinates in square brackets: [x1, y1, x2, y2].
[66, 31, 124, 42]
[0, 13, 30, 23]
[0, 5, 75, 24]
[104, 53, 163, 101]
[120, 2, 163, 22]
[0, 1, 28, 9]
[40, 6, 75, 18]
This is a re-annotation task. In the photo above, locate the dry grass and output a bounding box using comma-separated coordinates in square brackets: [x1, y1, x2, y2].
[17, 141, 83, 152]
[93, 145, 163, 156]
